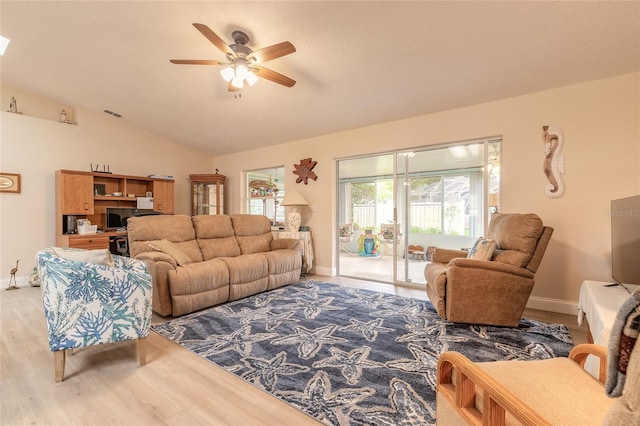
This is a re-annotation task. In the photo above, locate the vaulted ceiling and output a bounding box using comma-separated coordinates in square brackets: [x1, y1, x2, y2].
[1, 1, 638, 156]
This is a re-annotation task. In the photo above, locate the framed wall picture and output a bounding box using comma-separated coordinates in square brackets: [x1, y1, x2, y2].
[0, 173, 21, 193]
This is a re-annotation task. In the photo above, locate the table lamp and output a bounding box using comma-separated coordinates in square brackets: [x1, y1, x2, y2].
[280, 188, 309, 232]
[489, 193, 500, 216]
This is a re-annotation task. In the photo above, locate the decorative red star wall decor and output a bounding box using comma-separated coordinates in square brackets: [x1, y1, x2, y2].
[293, 157, 318, 184]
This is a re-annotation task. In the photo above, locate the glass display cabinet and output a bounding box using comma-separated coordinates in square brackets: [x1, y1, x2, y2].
[189, 173, 226, 215]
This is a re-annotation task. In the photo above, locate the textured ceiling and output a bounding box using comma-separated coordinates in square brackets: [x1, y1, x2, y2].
[1, 1, 639, 156]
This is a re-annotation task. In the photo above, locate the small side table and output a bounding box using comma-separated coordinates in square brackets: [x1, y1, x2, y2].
[273, 231, 314, 273]
[577, 280, 639, 379]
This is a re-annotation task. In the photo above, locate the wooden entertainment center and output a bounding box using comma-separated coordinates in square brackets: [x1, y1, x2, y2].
[55, 169, 174, 251]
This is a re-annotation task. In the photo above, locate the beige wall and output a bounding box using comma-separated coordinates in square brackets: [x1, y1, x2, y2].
[2, 74, 637, 310]
[213, 73, 640, 311]
[0, 85, 214, 279]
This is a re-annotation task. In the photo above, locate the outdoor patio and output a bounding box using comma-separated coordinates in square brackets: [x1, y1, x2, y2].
[338, 251, 430, 285]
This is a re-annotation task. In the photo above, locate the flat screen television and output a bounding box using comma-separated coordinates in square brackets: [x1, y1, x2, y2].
[611, 195, 640, 286]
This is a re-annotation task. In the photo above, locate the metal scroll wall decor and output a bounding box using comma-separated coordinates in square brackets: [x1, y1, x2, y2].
[542, 125, 565, 198]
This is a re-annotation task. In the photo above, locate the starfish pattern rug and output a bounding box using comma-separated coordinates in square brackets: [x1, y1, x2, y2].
[151, 280, 574, 425]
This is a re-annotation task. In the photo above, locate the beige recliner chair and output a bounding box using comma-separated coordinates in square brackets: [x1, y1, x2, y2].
[425, 213, 553, 327]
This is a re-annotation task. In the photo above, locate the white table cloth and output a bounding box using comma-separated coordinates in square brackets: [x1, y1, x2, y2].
[577, 280, 639, 377]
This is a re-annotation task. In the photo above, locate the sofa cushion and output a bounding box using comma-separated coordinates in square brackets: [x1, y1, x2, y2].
[478, 357, 615, 424]
[168, 259, 229, 297]
[231, 214, 273, 254]
[127, 215, 204, 263]
[167, 258, 230, 316]
[487, 213, 544, 267]
[192, 215, 242, 259]
[147, 239, 193, 266]
[222, 253, 269, 301]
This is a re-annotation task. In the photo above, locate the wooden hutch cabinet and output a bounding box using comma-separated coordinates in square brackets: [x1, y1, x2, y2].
[58, 172, 94, 214]
[189, 173, 226, 215]
[55, 169, 175, 250]
[152, 180, 174, 213]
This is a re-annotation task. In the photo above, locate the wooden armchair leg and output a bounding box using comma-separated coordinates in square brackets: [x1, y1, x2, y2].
[137, 337, 147, 366]
[54, 350, 66, 382]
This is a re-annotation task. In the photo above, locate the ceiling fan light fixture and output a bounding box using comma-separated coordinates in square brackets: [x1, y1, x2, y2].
[220, 66, 234, 82]
[0, 35, 9, 56]
[231, 75, 244, 89]
[235, 64, 249, 80]
[245, 71, 259, 86]
[171, 24, 296, 92]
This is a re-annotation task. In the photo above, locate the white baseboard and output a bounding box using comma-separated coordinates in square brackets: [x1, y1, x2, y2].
[526, 296, 578, 316]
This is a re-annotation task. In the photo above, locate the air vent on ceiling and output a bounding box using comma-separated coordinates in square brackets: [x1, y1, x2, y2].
[104, 109, 123, 118]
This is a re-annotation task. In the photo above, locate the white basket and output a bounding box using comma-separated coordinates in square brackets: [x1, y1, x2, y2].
[77, 225, 98, 235]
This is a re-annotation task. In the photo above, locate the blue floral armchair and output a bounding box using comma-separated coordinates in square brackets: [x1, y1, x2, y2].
[36, 247, 152, 381]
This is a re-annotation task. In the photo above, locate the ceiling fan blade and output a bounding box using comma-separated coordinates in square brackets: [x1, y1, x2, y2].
[192, 23, 234, 56]
[170, 59, 222, 65]
[248, 41, 296, 63]
[252, 66, 296, 87]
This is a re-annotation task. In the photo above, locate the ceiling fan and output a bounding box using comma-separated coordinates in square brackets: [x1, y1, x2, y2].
[170, 23, 296, 92]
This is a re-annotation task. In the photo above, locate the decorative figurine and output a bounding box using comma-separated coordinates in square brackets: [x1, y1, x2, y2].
[8, 97, 17, 113]
[6, 259, 20, 290]
[60, 109, 67, 123]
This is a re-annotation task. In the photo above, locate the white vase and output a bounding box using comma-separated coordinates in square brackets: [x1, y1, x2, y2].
[287, 211, 301, 232]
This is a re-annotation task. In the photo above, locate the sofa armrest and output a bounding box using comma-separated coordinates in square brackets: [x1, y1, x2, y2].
[134, 251, 178, 268]
[432, 248, 468, 264]
[437, 351, 550, 426]
[569, 344, 608, 384]
[448, 258, 535, 279]
[271, 238, 303, 254]
[132, 251, 178, 316]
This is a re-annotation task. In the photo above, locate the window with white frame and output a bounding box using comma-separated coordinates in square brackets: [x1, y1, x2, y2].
[245, 166, 285, 226]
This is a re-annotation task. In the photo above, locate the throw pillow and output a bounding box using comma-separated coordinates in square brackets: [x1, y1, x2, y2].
[147, 239, 193, 266]
[54, 248, 114, 267]
[467, 237, 497, 261]
[606, 290, 640, 396]
[604, 298, 640, 424]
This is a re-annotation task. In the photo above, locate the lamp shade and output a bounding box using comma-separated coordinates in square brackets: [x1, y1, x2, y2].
[245, 71, 259, 86]
[280, 188, 308, 206]
[220, 66, 235, 83]
[231, 76, 244, 89]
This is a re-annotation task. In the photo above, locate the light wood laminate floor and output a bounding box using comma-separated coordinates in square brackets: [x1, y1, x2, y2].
[1, 275, 586, 425]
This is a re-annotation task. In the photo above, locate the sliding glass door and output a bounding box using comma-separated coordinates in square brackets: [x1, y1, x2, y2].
[337, 154, 397, 282]
[337, 139, 501, 286]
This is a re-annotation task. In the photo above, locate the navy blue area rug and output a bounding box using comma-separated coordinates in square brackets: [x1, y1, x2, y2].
[151, 280, 573, 425]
